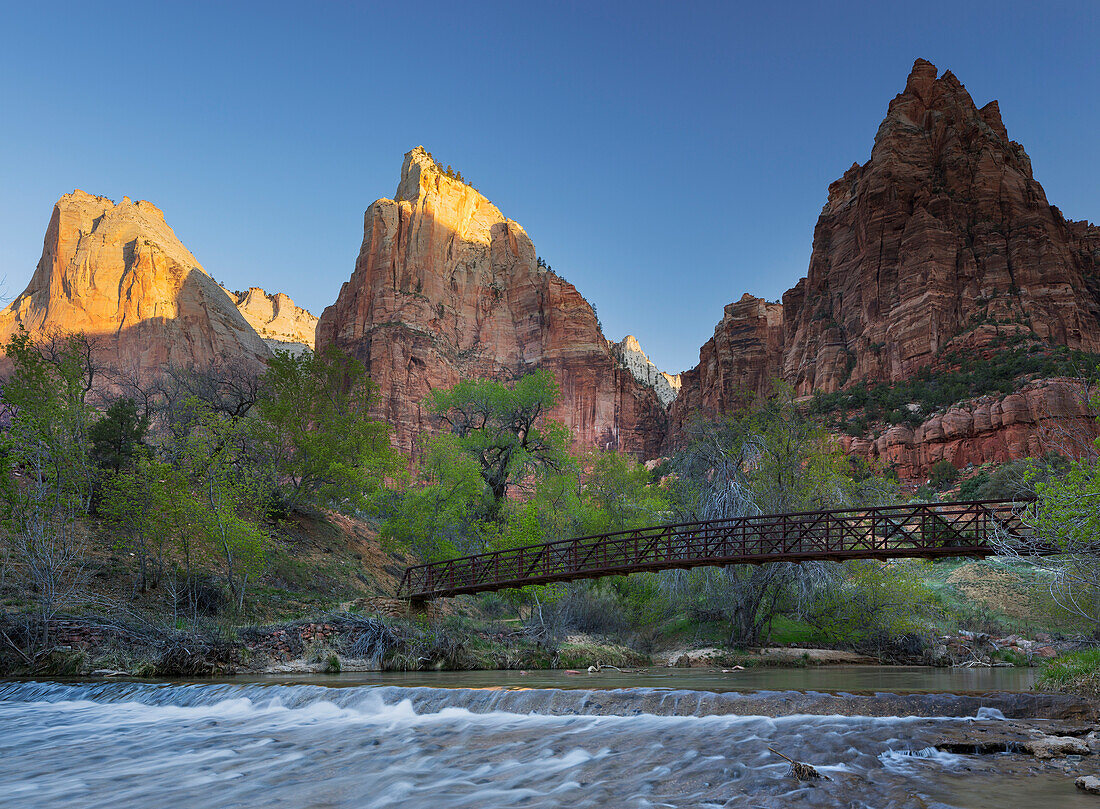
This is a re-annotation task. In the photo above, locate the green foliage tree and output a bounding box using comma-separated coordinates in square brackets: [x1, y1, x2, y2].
[99, 453, 179, 594]
[253, 348, 400, 514]
[382, 433, 493, 560]
[172, 400, 270, 613]
[1023, 452, 1100, 628]
[0, 328, 97, 645]
[579, 450, 670, 534]
[426, 369, 572, 520]
[928, 459, 959, 490]
[801, 560, 935, 646]
[89, 398, 149, 472]
[668, 384, 897, 646]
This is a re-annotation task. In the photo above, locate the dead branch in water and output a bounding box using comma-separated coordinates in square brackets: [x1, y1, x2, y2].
[767, 746, 830, 781]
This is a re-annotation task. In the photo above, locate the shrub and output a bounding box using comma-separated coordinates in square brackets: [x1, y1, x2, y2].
[929, 460, 959, 489]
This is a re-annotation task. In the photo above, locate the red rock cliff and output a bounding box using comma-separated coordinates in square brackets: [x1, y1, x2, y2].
[842, 379, 1099, 479]
[316, 147, 666, 457]
[671, 60, 1100, 465]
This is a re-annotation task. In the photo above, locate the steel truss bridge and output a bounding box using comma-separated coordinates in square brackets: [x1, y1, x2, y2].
[397, 499, 1039, 601]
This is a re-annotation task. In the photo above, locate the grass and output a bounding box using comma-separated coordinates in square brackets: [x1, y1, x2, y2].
[917, 559, 1078, 637]
[1036, 649, 1100, 697]
[557, 640, 649, 669]
[766, 616, 820, 646]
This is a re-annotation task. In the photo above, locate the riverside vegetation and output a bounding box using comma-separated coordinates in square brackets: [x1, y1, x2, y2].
[3, 328, 1100, 688]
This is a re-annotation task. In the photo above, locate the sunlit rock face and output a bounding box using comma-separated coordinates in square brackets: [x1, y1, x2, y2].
[610, 335, 681, 408]
[671, 59, 1100, 467]
[316, 147, 667, 456]
[0, 190, 271, 374]
[228, 286, 318, 356]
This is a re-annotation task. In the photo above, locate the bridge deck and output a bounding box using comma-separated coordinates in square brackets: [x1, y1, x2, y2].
[396, 499, 1035, 600]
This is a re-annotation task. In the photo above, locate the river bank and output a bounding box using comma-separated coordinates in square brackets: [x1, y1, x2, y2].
[3, 675, 1100, 808]
[3, 608, 1083, 681]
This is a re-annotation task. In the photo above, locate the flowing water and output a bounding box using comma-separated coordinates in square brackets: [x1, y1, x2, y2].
[1, 669, 1095, 808]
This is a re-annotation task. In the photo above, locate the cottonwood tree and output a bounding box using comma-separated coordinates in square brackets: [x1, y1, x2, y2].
[384, 370, 574, 558]
[986, 385, 1100, 633]
[996, 448, 1100, 631]
[99, 454, 181, 596]
[174, 401, 269, 613]
[426, 368, 572, 520]
[252, 348, 399, 514]
[667, 385, 896, 646]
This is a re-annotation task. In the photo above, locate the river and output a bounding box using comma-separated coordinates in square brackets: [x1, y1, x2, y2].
[1, 667, 1095, 808]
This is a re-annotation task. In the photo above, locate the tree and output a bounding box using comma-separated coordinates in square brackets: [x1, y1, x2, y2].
[668, 384, 895, 646]
[172, 399, 270, 613]
[580, 450, 669, 534]
[928, 459, 959, 490]
[1014, 457, 1100, 629]
[89, 398, 149, 472]
[426, 369, 572, 520]
[253, 348, 400, 514]
[99, 454, 180, 595]
[0, 328, 98, 649]
[382, 433, 492, 559]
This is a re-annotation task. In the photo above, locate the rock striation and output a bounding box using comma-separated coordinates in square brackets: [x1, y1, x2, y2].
[0, 190, 271, 375]
[316, 147, 666, 456]
[669, 293, 784, 438]
[610, 335, 681, 408]
[228, 286, 318, 356]
[780, 58, 1100, 394]
[671, 59, 1100, 472]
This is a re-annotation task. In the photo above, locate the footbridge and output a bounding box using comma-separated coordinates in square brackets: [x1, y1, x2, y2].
[396, 499, 1038, 601]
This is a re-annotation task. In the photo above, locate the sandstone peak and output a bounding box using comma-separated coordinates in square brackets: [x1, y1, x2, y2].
[611, 335, 681, 408]
[903, 57, 939, 99]
[671, 59, 1100, 475]
[318, 150, 666, 456]
[396, 146, 482, 200]
[228, 286, 318, 354]
[387, 147, 513, 248]
[0, 191, 270, 377]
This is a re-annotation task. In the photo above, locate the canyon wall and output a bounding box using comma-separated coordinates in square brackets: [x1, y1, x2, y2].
[0, 190, 271, 375]
[671, 60, 1100, 474]
[316, 147, 666, 456]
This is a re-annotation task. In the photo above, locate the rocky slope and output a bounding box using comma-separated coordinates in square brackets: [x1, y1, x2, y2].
[316, 147, 666, 456]
[842, 379, 1098, 480]
[228, 286, 318, 355]
[671, 59, 1100, 473]
[610, 335, 681, 407]
[0, 190, 271, 375]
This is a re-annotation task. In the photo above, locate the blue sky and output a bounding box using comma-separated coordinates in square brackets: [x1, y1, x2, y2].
[1, 1, 1097, 373]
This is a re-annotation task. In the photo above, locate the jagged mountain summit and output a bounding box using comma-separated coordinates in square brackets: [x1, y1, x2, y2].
[228, 286, 318, 356]
[0, 190, 271, 374]
[610, 335, 681, 408]
[316, 146, 667, 456]
[670, 59, 1100, 474]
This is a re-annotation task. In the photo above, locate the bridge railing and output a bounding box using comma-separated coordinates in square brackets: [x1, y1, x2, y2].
[396, 498, 1035, 600]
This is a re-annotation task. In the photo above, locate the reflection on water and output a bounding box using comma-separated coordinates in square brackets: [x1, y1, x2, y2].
[0, 671, 1086, 809]
[240, 664, 1038, 694]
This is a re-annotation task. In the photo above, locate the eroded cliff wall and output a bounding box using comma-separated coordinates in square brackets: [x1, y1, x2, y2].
[316, 147, 666, 456]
